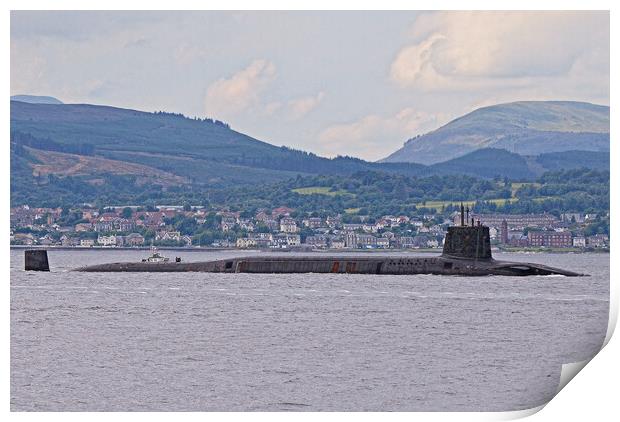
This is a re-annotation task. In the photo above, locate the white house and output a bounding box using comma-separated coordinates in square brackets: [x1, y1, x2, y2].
[97, 235, 117, 246]
[572, 236, 586, 248]
[280, 218, 298, 233]
[236, 237, 257, 248]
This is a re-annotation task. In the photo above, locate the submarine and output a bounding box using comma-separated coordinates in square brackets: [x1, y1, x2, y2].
[35, 204, 581, 277]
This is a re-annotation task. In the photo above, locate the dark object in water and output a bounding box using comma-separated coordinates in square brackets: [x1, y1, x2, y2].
[72, 251, 583, 276]
[24, 249, 50, 271]
[71, 218, 585, 277]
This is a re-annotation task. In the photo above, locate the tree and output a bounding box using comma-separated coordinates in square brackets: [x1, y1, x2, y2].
[121, 207, 133, 219]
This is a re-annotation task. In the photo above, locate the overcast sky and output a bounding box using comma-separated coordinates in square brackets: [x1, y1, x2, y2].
[11, 11, 609, 161]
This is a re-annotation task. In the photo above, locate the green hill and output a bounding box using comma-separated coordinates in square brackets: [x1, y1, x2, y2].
[429, 148, 609, 179]
[535, 150, 610, 171]
[431, 148, 535, 179]
[10, 101, 433, 185]
[10, 100, 610, 207]
[382, 101, 609, 164]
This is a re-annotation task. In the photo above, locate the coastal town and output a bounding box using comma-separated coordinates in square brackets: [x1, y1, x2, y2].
[10, 203, 610, 251]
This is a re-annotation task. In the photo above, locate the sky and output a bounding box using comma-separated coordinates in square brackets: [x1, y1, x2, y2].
[10, 11, 610, 161]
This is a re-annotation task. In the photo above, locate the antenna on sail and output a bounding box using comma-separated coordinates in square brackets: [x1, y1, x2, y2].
[460, 202, 465, 226]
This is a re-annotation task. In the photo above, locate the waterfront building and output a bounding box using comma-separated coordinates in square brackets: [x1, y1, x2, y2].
[376, 237, 390, 248]
[236, 237, 257, 248]
[356, 234, 377, 248]
[456, 213, 558, 230]
[97, 235, 117, 246]
[397, 236, 415, 248]
[305, 235, 328, 248]
[345, 232, 357, 248]
[329, 237, 346, 249]
[527, 231, 572, 247]
[587, 234, 609, 248]
[573, 236, 587, 248]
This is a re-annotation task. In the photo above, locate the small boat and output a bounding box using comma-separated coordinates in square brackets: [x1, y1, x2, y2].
[142, 247, 170, 263]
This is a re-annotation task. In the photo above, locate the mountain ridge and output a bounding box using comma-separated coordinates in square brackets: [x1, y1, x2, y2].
[381, 101, 610, 164]
[10, 95, 63, 105]
[10, 99, 610, 206]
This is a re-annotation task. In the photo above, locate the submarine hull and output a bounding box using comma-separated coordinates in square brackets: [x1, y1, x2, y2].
[73, 255, 583, 277]
[66, 222, 583, 276]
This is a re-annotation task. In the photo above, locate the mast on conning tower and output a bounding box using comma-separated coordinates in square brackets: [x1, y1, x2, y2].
[460, 202, 465, 226]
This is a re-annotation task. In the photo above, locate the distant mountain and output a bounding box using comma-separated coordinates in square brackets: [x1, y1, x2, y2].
[431, 148, 535, 179]
[429, 148, 609, 179]
[9, 101, 427, 195]
[11, 95, 63, 105]
[10, 100, 610, 206]
[381, 101, 610, 164]
[10, 101, 346, 185]
[535, 150, 610, 172]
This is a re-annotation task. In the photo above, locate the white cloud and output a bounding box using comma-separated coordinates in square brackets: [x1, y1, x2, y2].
[204, 59, 276, 118]
[204, 63, 326, 121]
[287, 91, 325, 119]
[390, 11, 609, 93]
[318, 108, 447, 161]
[173, 42, 209, 65]
[390, 33, 447, 89]
[263, 101, 283, 116]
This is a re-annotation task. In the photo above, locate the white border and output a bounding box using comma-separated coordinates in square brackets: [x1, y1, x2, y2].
[4, 1, 617, 421]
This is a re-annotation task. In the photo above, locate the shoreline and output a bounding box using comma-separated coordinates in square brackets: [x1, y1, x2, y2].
[496, 246, 609, 254]
[10, 245, 609, 254]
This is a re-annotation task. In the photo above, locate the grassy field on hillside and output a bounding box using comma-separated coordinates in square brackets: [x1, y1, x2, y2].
[510, 182, 541, 196]
[415, 198, 514, 211]
[292, 183, 557, 213]
[292, 186, 354, 197]
[410, 181, 547, 212]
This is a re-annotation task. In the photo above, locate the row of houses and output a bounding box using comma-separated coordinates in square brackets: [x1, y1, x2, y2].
[10, 232, 147, 247]
[500, 228, 609, 249]
[236, 233, 301, 249]
[10, 230, 196, 247]
[235, 231, 442, 250]
[455, 213, 559, 230]
[85, 231, 192, 247]
[11, 204, 609, 250]
[11, 204, 446, 240]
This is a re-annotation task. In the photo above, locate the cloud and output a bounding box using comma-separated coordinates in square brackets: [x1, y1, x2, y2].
[263, 101, 283, 116]
[173, 42, 209, 66]
[204, 62, 326, 121]
[390, 33, 447, 89]
[204, 59, 276, 118]
[288, 91, 325, 119]
[390, 11, 609, 92]
[318, 108, 446, 161]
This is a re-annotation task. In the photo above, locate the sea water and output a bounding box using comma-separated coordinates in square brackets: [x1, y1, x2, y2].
[10, 249, 609, 411]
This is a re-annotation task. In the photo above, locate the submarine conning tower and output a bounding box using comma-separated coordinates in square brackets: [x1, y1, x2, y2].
[441, 203, 492, 261]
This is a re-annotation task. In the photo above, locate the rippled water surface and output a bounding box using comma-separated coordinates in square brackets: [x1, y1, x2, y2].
[10, 249, 609, 411]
